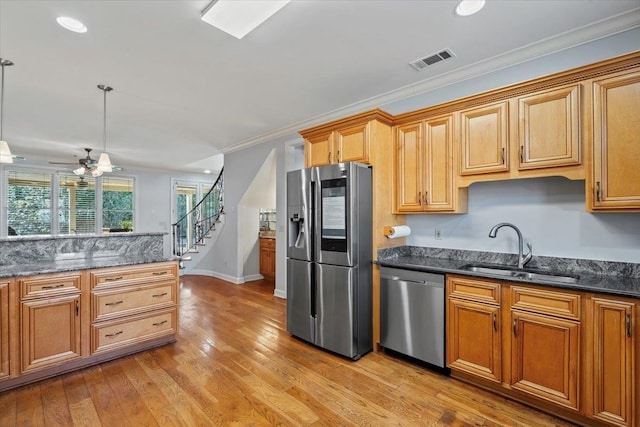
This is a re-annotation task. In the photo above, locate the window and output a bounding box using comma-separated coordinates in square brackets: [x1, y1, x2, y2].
[58, 175, 96, 234]
[7, 170, 52, 236]
[103, 176, 134, 232]
[3, 167, 135, 237]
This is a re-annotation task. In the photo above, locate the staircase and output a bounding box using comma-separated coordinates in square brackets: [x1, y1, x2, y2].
[172, 168, 224, 268]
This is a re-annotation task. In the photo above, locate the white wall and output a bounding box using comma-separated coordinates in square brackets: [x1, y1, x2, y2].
[405, 177, 640, 263]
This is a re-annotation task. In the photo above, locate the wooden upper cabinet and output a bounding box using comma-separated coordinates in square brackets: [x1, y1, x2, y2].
[589, 297, 635, 427]
[591, 70, 640, 211]
[305, 133, 333, 167]
[394, 115, 461, 213]
[517, 84, 581, 170]
[394, 122, 423, 212]
[0, 280, 9, 381]
[301, 109, 393, 168]
[335, 123, 369, 164]
[459, 101, 509, 175]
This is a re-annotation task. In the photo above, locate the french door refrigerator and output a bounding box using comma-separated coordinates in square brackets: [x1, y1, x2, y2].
[286, 162, 372, 360]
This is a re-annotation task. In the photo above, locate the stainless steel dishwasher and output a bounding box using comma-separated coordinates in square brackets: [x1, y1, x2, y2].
[380, 266, 445, 368]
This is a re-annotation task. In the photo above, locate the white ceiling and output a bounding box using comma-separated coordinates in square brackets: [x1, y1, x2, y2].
[1, 0, 639, 174]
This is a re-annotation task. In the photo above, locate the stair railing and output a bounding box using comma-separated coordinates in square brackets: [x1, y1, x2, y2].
[172, 167, 224, 258]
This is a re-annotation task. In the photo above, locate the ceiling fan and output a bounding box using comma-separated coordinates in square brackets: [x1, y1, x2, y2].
[49, 148, 123, 175]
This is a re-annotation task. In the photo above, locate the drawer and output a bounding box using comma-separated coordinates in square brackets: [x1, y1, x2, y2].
[260, 238, 275, 249]
[20, 272, 82, 299]
[447, 275, 501, 305]
[92, 281, 177, 322]
[90, 262, 178, 289]
[510, 286, 580, 320]
[91, 308, 177, 354]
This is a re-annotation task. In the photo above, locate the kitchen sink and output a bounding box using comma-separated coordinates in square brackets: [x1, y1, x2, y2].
[460, 264, 579, 284]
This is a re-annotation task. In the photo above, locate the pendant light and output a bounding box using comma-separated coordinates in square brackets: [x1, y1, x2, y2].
[93, 84, 113, 177]
[0, 58, 14, 164]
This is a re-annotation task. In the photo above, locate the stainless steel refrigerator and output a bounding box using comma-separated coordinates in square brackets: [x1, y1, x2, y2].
[286, 162, 372, 360]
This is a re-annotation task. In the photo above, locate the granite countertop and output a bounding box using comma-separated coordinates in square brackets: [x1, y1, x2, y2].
[377, 247, 640, 299]
[0, 254, 177, 278]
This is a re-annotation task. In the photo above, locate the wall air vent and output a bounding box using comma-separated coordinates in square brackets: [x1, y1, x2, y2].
[409, 49, 455, 71]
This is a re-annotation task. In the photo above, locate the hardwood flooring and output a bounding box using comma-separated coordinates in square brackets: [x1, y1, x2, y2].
[0, 275, 577, 426]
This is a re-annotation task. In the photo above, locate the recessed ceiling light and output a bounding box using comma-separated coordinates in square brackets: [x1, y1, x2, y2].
[455, 0, 486, 16]
[56, 16, 87, 33]
[204, 169, 212, 174]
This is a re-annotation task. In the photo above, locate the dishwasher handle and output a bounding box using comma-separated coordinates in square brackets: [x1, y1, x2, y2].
[380, 273, 445, 288]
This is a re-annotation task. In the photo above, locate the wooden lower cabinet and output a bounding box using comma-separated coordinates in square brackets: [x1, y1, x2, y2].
[0, 279, 10, 380]
[589, 297, 635, 426]
[447, 275, 637, 426]
[510, 310, 580, 410]
[0, 261, 179, 392]
[259, 238, 276, 280]
[21, 294, 82, 372]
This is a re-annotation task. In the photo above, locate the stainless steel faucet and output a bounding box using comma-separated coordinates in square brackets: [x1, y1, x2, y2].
[488, 223, 532, 269]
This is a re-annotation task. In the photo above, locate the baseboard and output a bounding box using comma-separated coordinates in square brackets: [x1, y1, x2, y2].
[274, 288, 286, 299]
[185, 269, 245, 284]
[244, 274, 264, 282]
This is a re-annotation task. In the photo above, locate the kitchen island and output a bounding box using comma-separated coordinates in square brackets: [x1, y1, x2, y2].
[0, 233, 179, 392]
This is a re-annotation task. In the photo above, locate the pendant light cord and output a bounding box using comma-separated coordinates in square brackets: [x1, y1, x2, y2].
[0, 59, 15, 142]
[103, 86, 107, 151]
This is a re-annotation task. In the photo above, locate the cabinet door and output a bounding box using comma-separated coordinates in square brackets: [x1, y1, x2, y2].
[518, 84, 581, 170]
[510, 311, 579, 411]
[335, 123, 369, 164]
[305, 133, 333, 167]
[590, 298, 635, 427]
[592, 71, 640, 209]
[394, 122, 423, 213]
[0, 280, 9, 380]
[423, 114, 455, 211]
[447, 298, 501, 383]
[459, 102, 509, 175]
[21, 294, 82, 372]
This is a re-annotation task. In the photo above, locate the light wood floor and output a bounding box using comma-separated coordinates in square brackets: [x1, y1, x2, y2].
[0, 275, 577, 426]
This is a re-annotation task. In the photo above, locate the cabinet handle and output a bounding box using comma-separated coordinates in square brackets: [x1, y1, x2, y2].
[41, 284, 64, 289]
[493, 313, 497, 332]
[152, 271, 168, 276]
[105, 300, 123, 306]
[519, 146, 524, 163]
[627, 313, 632, 338]
[153, 320, 168, 326]
[75, 300, 79, 316]
[105, 276, 124, 282]
[501, 147, 505, 164]
[152, 292, 168, 298]
[513, 319, 518, 336]
[418, 192, 422, 205]
[424, 191, 428, 205]
[328, 152, 331, 163]
[596, 181, 601, 202]
[105, 331, 123, 338]
[337, 150, 340, 162]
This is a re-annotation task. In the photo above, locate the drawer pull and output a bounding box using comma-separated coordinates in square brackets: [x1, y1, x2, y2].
[41, 284, 65, 289]
[153, 320, 168, 326]
[513, 319, 518, 336]
[152, 292, 168, 298]
[493, 313, 497, 332]
[105, 276, 124, 282]
[627, 314, 632, 338]
[152, 271, 168, 276]
[105, 331, 123, 338]
[105, 300, 124, 306]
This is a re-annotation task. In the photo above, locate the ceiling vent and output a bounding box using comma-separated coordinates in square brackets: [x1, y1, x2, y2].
[409, 49, 455, 71]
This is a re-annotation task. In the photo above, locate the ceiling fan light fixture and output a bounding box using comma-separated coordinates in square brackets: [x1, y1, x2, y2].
[97, 152, 113, 173]
[0, 140, 12, 164]
[201, 0, 291, 39]
[91, 168, 103, 178]
[455, 0, 486, 16]
[56, 16, 87, 33]
[73, 166, 86, 176]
